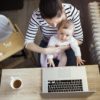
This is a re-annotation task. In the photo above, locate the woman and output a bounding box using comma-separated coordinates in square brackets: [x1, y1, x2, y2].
[25, 0, 83, 66]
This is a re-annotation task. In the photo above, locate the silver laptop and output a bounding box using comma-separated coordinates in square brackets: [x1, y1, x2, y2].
[41, 66, 95, 98]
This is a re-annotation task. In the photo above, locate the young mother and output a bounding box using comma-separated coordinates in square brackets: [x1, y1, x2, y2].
[25, 0, 83, 66]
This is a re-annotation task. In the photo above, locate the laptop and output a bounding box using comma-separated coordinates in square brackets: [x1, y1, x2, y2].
[41, 66, 95, 98]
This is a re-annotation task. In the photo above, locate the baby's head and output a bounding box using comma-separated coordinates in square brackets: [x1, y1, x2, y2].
[57, 20, 74, 41]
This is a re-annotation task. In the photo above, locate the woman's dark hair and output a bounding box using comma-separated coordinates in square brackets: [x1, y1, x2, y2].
[39, 0, 63, 19]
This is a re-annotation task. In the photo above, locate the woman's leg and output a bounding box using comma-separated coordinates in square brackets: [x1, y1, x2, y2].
[65, 48, 76, 66]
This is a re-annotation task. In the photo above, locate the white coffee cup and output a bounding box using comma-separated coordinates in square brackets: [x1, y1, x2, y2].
[10, 76, 22, 89]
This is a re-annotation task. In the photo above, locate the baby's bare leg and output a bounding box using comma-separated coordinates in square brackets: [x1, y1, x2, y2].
[58, 52, 67, 66]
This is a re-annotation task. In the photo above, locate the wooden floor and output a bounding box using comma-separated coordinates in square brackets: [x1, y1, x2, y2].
[0, 52, 37, 69]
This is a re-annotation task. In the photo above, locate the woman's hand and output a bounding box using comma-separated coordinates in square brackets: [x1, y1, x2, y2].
[44, 45, 70, 54]
[59, 45, 70, 50]
[44, 46, 60, 54]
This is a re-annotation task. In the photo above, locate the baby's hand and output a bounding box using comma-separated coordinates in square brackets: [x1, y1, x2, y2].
[47, 59, 55, 67]
[76, 56, 85, 66]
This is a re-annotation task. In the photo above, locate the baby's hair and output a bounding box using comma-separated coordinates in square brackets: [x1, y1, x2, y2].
[58, 19, 73, 29]
[57, 19, 74, 36]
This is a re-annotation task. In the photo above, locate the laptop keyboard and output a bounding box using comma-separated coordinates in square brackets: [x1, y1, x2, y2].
[48, 79, 83, 92]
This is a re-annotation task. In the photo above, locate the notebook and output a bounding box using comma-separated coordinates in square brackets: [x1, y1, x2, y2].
[41, 66, 95, 98]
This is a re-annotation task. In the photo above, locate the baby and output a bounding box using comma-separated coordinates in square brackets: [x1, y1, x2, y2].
[47, 20, 85, 67]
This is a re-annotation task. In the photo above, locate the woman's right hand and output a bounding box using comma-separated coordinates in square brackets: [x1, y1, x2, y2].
[44, 46, 60, 54]
[44, 45, 70, 54]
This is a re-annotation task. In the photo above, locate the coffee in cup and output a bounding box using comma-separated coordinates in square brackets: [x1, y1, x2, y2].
[10, 77, 22, 89]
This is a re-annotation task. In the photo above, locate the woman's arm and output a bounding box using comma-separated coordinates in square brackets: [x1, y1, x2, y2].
[25, 42, 68, 54]
[69, 4, 83, 43]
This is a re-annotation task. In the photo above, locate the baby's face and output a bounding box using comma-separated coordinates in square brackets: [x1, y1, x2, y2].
[57, 28, 71, 41]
